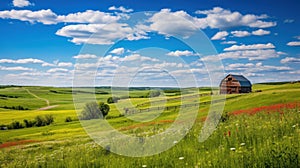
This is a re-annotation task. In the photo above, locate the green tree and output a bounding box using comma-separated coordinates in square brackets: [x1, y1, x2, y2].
[99, 102, 110, 118]
[107, 96, 120, 104]
[80, 102, 110, 120]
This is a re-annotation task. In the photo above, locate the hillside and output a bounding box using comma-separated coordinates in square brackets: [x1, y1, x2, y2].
[0, 83, 299, 167]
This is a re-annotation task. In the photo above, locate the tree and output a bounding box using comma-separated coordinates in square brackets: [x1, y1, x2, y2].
[99, 102, 110, 118]
[107, 96, 120, 104]
[80, 102, 110, 120]
[148, 90, 161, 98]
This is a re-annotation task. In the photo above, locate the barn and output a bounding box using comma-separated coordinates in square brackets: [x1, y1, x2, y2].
[220, 74, 252, 94]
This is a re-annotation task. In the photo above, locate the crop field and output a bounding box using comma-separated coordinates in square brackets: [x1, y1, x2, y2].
[0, 83, 299, 167]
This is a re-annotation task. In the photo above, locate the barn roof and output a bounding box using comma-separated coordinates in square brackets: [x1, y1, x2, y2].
[228, 74, 252, 87]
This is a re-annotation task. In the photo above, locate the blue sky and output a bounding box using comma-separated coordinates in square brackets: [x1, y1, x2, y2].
[0, 0, 299, 86]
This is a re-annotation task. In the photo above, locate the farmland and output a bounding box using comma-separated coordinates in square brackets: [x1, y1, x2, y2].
[0, 83, 299, 167]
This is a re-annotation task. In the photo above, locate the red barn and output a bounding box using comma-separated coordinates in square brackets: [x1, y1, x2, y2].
[220, 74, 252, 94]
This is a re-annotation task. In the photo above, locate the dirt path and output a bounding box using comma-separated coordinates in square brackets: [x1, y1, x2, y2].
[24, 88, 50, 106]
[24, 88, 60, 110]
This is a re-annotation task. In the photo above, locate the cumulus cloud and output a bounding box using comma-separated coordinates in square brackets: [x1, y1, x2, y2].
[57, 10, 119, 24]
[47, 68, 69, 73]
[231, 30, 251, 37]
[0, 58, 45, 64]
[0, 9, 119, 25]
[73, 54, 97, 59]
[56, 23, 148, 45]
[201, 49, 284, 61]
[57, 62, 73, 67]
[0, 65, 34, 71]
[287, 41, 300, 46]
[195, 7, 276, 29]
[13, 0, 33, 7]
[221, 41, 237, 44]
[226, 62, 291, 72]
[224, 43, 275, 51]
[108, 6, 133, 13]
[122, 54, 159, 62]
[211, 31, 229, 40]
[110, 48, 125, 55]
[284, 19, 294, 23]
[280, 57, 300, 63]
[252, 29, 270, 36]
[166, 50, 198, 56]
[0, 9, 57, 24]
[148, 9, 203, 38]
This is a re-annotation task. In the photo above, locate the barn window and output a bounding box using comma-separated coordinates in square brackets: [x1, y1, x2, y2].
[228, 77, 232, 81]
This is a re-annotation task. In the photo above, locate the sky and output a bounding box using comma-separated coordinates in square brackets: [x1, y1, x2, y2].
[0, 0, 299, 87]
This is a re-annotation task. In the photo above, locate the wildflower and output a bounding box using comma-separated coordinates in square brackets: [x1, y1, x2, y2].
[230, 148, 236, 151]
[292, 124, 297, 128]
[240, 143, 246, 146]
[173, 140, 178, 144]
[179, 157, 184, 160]
[228, 131, 231, 137]
[142, 165, 147, 168]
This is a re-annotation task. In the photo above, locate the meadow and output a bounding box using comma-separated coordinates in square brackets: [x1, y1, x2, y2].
[0, 83, 299, 167]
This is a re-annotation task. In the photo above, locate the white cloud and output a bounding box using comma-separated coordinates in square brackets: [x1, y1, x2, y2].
[287, 41, 300, 46]
[13, 0, 33, 7]
[0, 58, 45, 64]
[0, 65, 33, 71]
[47, 68, 69, 73]
[148, 9, 203, 38]
[122, 54, 159, 62]
[195, 7, 276, 29]
[0, 9, 57, 24]
[108, 6, 133, 13]
[280, 57, 300, 64]
[217, 49, 284, 61]
[57, 62, 73, 67]
[73, 54, 97, 59]
[231, 30, 251, 37]
[251, 29, 270, 36]
[224, 43, 275, 51]
[201, 49, 286, 61]
[56, 23, 148, 45]
[57, 10, 119, 24]
[221, 41, 237, 44]
[211, 31, 228, 40]
[284, 19, 294, 23]
[166, 50, 197, 57]
[0, 9, 119, 25]
[226, 62, 291, 72]
[110, 47, 125, 55]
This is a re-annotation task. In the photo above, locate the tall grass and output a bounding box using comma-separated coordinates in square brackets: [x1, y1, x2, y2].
[1, 108, 299, 167]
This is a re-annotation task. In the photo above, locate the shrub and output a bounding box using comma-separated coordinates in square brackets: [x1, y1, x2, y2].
[65, 116, 72, 122]
[107, 96, 120, 104]
[10, 121, 24, 129]
[80, 102, 110, 120]
[147, 90, 161, 98]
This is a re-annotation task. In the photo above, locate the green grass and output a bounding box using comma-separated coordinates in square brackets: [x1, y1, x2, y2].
[0, 83, 299, 167]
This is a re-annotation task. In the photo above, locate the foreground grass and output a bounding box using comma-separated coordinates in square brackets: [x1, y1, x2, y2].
[0, 108, 299, 167]
[0, 83, 300, 167]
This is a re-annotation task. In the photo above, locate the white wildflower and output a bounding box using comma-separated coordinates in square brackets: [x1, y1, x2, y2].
[230, 148, 236, 151]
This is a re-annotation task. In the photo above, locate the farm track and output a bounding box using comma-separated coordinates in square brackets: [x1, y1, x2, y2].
[24, 88, 59, 110]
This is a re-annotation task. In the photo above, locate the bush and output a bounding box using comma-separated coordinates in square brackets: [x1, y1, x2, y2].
[65, 116, 72, 122]
[80, 102, 110, 120]
[10, 121, 24, 129]
[148, 90, 161, 98]
[107, 96, 120, 104]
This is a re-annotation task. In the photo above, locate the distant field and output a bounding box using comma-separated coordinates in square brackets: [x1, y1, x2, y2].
[0, 83, 299, 167]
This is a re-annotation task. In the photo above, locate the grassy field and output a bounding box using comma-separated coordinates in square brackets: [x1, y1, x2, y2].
[0, 83, 299, 167]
